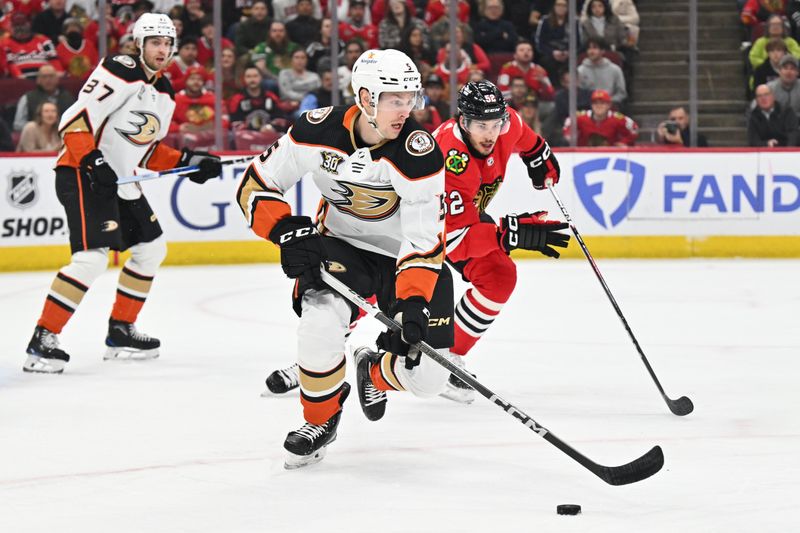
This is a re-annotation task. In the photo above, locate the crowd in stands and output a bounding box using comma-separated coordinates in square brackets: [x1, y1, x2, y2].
[0, 0, 655, 153]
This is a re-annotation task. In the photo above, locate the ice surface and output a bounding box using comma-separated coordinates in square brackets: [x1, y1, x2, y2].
[1, 260, 798, 532]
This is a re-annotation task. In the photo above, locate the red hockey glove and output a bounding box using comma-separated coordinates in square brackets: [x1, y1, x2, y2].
[499, 211, 570, 258]
[520, 139, 560, 190]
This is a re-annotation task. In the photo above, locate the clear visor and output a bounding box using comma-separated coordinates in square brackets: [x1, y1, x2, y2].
[376, 90, 425, 114]
[463, 115, 510, 136]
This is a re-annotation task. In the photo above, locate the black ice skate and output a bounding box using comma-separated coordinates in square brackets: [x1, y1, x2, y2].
[284, 383, 350, 470]
[353, 346, 387, 421]
[24, 325, 71, 374]
[262, 363, 300, 396]
[439, 355, 475, 404]
[104, 319, 160, 360]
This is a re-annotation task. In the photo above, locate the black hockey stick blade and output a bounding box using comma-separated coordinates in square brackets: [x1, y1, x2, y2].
[592, 445, 664, 486]
[667, 395, 694, 416]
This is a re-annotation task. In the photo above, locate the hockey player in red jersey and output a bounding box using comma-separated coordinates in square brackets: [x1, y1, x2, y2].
[23, 14, 222, 374]
[237, 48, 454, 468]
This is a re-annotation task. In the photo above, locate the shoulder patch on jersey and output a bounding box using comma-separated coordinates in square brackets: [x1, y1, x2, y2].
[306, 106, 333, 124]
[405, 130, 435, 156]
[113, 55, 136, 68]
[444, 148, 469, 175]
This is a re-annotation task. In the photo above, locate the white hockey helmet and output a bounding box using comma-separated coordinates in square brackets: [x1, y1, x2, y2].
[350, 49, 424, 120]
[132, 13, 178, 61]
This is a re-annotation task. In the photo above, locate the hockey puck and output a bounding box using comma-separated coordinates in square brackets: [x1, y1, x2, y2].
[556, 504, 581, 515]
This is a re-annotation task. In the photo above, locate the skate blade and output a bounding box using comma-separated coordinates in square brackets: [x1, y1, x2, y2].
[284, 446, 328, 470]
[439, 386, 475, 404]
[104, 346, 160, 361]
[22, 355, 65, 374]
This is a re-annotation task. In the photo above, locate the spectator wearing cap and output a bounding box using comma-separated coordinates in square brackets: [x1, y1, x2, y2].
[56, 18, 98, 80]
[171, 66, 229, 134]
[229, 65, 294, 133]
[13, 64, 74, 131]
[278, 48, 320, 111]
[656, 105, 708, 147]
[339, 0, 379, 49]
[286, 0, 322, 47]
[235, 0, 270, 57]
[0, 13, 63, 79]
[748, 84, 798, 146]
[497, 40, 555, 102]
[767, 53, 800, 117]
[424, 74, 450, 120]
[165, 37, 202, 92]
[564, 89, 638, 146]
[273, 0, 322, 23]
[379, 0, 429, 51]
[577, 37, 627, 106]
[300, 68, 343, 114]
[753, 38, 788, 90]
[474, 0, 518, 53]
[749, 14, 800, 70]
[196, 17, 235, 69]
[31, 0, 67, 44]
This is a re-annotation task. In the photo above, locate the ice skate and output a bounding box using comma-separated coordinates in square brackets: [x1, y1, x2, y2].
[439, 355, 475, 404]
[353, 347, 387, 421]
[104, 319, 160, 360]
[284, 383, 349, 469]
[23, 326, 70, 373]
[261, 363, 300, 396]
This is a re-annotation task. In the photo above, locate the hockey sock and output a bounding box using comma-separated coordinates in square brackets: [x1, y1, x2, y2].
[299, 359, 348, 425]
[453, 288, 504, 355]
[370, 352, 405, 392]
[110, 265, 154, 323]
[37, 272, 89, 334]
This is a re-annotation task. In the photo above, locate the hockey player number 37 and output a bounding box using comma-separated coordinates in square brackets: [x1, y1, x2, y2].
[82, 79, 115, 102]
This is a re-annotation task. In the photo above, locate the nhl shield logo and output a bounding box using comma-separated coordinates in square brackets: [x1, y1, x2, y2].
[7, 171, 38, 209]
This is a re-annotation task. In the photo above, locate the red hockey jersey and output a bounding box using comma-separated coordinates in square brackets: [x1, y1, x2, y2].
[338, 21, 378, 49]
[496, 61, 555, 101]
[564, 110, 638, 147]
[432, 108, 543, 263]
[0, 33, 63, 79]
[171, 89, 229, 133]
[57, 40, 99, 80]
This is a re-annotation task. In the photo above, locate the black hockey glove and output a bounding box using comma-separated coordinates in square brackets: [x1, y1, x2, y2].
[80, 149, 118, 199]
[269, 216, 327, 289]
[520, 139, 560, 190]
[499, 211, 570, 258]
[178, 148, 222, 184]
[377, 297, 430, 369]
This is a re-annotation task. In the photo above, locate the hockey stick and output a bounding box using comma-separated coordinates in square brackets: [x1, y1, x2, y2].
[545, 181, 694, 416]
[320, 266, 664, 486]
[117, 156, 254, 185]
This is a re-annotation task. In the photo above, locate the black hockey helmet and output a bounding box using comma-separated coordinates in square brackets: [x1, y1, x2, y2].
[457, 81, 509, 122]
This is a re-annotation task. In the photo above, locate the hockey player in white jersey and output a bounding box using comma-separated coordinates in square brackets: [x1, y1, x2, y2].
[237, 49, 454, 469]
[23, 14, 222, 374]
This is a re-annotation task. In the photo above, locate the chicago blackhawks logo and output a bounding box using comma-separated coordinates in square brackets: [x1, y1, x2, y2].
[115, 111, 161, 146]
[327, 181, 400, 221]
[445, 149, 469, 175]
[405, 130, 434, 156]
[474, 176, 502, 212]
[320, 151, 345, 175]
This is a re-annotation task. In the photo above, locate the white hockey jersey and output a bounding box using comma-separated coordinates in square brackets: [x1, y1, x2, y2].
[237, 105, 446, 302]
[57, 54, 178, 200]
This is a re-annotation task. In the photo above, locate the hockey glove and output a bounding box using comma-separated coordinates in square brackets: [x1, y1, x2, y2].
[269, 216, 327, 288]
[520, 139, 560, 190]
[377, 296, 430, 369]
[178, 148, 223, 184]
[499, 211, 570, 258]
[80, 149, 118, 199]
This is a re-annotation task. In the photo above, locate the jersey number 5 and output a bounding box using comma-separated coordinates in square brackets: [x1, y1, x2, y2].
[82, 79, 115, 102]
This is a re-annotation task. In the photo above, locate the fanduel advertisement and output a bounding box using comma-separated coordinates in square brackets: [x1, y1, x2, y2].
[1, 150, 798, 248]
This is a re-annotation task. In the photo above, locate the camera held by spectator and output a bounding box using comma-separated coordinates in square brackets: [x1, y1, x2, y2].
[656, 106, 708, 147]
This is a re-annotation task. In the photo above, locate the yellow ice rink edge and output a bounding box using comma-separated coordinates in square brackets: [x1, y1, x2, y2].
[2, 236, 799, 272]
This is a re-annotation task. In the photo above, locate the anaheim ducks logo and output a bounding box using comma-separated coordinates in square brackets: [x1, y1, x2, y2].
[327, 181, 400, 221]
[474, 176, 502, 212]
[115, 111, 161, 146]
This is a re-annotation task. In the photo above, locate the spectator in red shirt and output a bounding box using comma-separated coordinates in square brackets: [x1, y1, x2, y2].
[165, 37, 201, 92]
[563, 89, 638, 146]
[0, 13, 63, 79]
[171, 66, 229, 134]
[339, 0, 378, 49]
[496, 40, 555, 101]
[424, 0, 469, 25]
[56, 18, 98, 80]
[195, 16, 234, 69]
